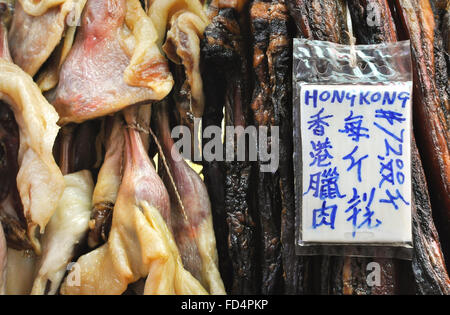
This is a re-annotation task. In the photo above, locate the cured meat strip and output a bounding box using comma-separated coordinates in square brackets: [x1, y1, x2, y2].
[53, 0, 173, 124]
[201, 11, 232, 291]
[430, 1, 449, 131]
[411, 136, 450, 294]
[203, 2, 258, 294]
[395, 0, 450, 266]
[347, 0, 397, 44]
[61, 117, 206, 295]
[0, 24, 64, 254]
[87, 115, 124, 248]
[8, 0, 80, 76]
[249, 0, 283, 295]
[155, 101, 226, 295]
[286, 0, 351, 295]
[266, 0, 310, 295]
[31, 170, 94, 295]
[286, 0, 349, 43]
[348, 0, 450, 295]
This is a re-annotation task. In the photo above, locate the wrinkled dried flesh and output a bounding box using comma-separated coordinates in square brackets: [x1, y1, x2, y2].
[8, 0, 76, 76]
[53, 0, 173, 124]
[249, 0, 283, 295]
[286, 0, 349, 43]
[396, 0, 450, 254]
[61, 128, 206, 295]
[32, 170, 94, 295]
[147, 0, 208, 46]
[0, 19, 10, 62]
[36, 0, 87, 92]
[347, 0, 397, 44]
[204, 7, 256, 294]
[156, 103, 225, 294]
[18, 0, 67, 16]
[163, 10, 207, 120]
[0, 57, 64, 255]
[88, 116, 124, 248]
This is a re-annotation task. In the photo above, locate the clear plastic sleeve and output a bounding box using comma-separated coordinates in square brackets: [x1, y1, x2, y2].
[293, 38, 413, 259]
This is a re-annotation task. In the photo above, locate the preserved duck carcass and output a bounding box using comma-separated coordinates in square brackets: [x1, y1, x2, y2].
[53, 0, 173, 124]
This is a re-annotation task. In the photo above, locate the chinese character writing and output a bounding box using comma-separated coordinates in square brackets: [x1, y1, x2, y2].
[379, 189, 410, 210]
[339, 110, 370, 142]
[309, 137, 333, 167]
[307, 108, 333, 136]
[304, 167, 346, 200]
[345, 187, 381, 237]
[343, 145, 369, 182]
[312, 201, 337, 230]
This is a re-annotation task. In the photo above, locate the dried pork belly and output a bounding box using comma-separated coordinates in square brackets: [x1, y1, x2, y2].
[32, 170, 94, 295]
[61, 126, 206, 295]
[88, 116, 125, 248]
[156, 103, 225, 295]
[8, 0, 83, 76]
[0, 46, 64, 254]
[163, 10, 207, 122]
[53, 0, 173, 124]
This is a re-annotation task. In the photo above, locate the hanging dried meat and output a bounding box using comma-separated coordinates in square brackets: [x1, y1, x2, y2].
[163, 9, 208, 129]
[155, 101, 226, 295]
[286, 0, 349, 43]
[146, 0, 208, 46]
[87, 115, 124, 248]
[249, 0, 283, 295]
[8, 0, 84, 76]
[0, 21, 64, 254]
[53, 0, 173, 124]
[31, 170, 94, 295]
[394, 0, 450, 267]
[203, 0, 258, 294]
[60, 116, 206, 295]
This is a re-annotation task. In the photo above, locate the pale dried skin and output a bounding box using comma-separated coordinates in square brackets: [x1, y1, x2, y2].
[8, 0, 77, 76]
[32, 170, 94, 295]
[0, 224, 6, 294]
[92, 116, 124, 208]
[147, 0, 208, 46]
[157, 104, 225, 295]
[5, 249, 35, 295]
[53, 0, 173, 124]
[0, 59, 64, 254]
[88, 115, 124, 248]
[61, 128, 206, 295]
[18, 0, 67, 16]
[163, 11, 207, 118]
[36, 0, 88, 92]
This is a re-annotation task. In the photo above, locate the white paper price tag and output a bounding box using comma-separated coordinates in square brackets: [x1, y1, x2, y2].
[299, 84, 413, 244]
